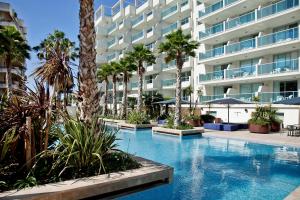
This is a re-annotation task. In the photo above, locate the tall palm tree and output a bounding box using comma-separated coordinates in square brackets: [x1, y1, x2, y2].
[32, 30, 78, 109]
[97, 64, 111, 115]
[159, 29, 199, 127]
[127, 44, 155, 112]
[0, 26, 30, 98]
[78, 0, 100, 123]
[110, 61, 122, 117]
[119, 57, 136, 119]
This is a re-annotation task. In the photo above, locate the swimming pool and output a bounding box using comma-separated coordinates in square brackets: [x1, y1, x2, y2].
[116, 129, 300, 200]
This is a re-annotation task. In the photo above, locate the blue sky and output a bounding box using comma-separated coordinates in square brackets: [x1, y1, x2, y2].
[3, 0, 116, 87]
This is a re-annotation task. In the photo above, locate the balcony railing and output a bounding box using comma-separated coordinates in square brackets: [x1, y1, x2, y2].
[259, 91, 298, 103]
[107, 38, 116, 47]
[258, 27, 299, 47]
[199, 27, 299, 60]
[258, 59, 299, 75]
[200, 91, 299, 103]
[162, 22, 178, 36]
[199, 0, 239, 18]
[162, 5, 177, 19]
[162, 79, 176, 87]
[199, 59, 300, 82]
[199, 0, 300, 39]
[258, 0, 299, 19]
[107, 23, 117, 33]
[132, 31, 144, 42]
[161, 60, 176, 70]
[132, 14, 144, 27]
[131, 82, 138, 89]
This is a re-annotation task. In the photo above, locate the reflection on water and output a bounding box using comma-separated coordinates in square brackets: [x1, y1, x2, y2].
[115, 129, 300, 200]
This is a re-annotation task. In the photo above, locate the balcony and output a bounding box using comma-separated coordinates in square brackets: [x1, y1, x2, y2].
[131, 82, 138, 90]
[198, 0, 239, 18]
[161, 1, 190, 23]
[161, 76, 190, 89]
[107, 23, 117, 35]
[161, 60, 176, 71]
[162, 4, 178, 20]
[131, 31, 144, 43]
[107, 38, 117, 48]
[199, 0, 300, 42]
[132, 14, 144, 28]
[199, 59, 300, 84]
[199, 27, 299, 64]
[162, 22, 178, 36]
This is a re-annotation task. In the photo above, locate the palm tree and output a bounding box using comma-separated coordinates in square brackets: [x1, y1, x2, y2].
[78, 0, 100, 123]
[159, 29, 199, 127]
[119, 57, 136, 119]
[0, 26, 30, 98]
[186, 85, 193, 114]
[110, 61, 122, 117]
[127, 44, 155, 112]
[32, 30, 78, 109]
[97, 64, 111, 115]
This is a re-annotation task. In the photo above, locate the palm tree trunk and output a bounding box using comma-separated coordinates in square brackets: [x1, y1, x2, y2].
[78, 0, 100, 124]
[121, 73, 128, 119]
[5, 56, 12, 98]
[174, 59, 183, 127]
[112, 78, 117, 117]
[137, 66, 143, 112]
[103, 80, 108, 115]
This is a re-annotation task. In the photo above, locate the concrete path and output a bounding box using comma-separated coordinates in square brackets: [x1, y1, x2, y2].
[202, 129, 300, 148]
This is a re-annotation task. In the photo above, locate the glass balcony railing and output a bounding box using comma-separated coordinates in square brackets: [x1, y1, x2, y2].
[199, 23, 224, 38]
[107, 38, 116, 47]
[200, 27, 299, 60]
[259, 91, 298, 103]
[162, 79, 176, 87]
[162, 5, 177, 19]
[227, 93, 255, 102]
[132, 31, 144, 42]
[226, 11, 255, 30]
[107, 23, 117, 33]
[181, 76, 190, 82]
[132, 14, 144, 27]
[226, 65, 256, 79]
[199, 0, 299, 39]
[131, 82, 138, 88]
[258, 27, 299, 47]
[199, 0, 239, 18]
[258, 59, 299, 75]
[161, 60, 176, 70]
[258, 0, 299, 19]
[199, 46, 224, 60]
[107, 54, 116, 61]
[226, 38, 256, 54]
[199, 70, 224, 82]
[162, 22, 178, 35]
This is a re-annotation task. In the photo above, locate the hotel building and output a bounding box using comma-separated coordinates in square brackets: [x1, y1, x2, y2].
[95, 0, 300, 125]
[0, 2, 27, 95]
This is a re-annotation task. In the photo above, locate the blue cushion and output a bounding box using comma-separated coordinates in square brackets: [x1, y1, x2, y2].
[204, 123, 223, 130]
[223, 124, 239, 131]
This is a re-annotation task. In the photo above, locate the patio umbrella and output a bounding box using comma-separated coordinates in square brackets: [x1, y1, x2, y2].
[274, 97, 300, 105]
[205, 97, 250, 124]
[153, 98, 190, 115]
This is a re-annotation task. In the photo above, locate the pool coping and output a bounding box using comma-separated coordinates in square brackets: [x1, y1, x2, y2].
[152, 127, 204, 136]
[118, 123, 155, 130]
[285, 186, 300, 200]
[202, 130, 300, 148]
[0, 156, 173, 200]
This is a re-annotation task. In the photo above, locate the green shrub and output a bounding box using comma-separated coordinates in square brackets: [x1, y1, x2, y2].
[165, 114, 193, 130]
[176, 123, 193, 130]
[14, 176, 37, 190]
[248, 118, 269, 126]
[249, 105, 281, 126]
[201, 114, 215, 123]
[127, 111, 149, 124]
[184, 114, 201, 121]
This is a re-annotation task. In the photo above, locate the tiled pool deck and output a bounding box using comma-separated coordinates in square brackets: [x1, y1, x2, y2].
[202, 129, 300, 148]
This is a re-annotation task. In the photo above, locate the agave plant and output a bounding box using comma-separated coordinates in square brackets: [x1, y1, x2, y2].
[47, 117, 118, 178]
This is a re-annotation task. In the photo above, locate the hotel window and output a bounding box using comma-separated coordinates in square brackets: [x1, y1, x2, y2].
[240, 58, 259, 74]
[181, 17, 189, 26]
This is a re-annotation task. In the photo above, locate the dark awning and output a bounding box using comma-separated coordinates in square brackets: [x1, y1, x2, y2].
[274, 97, 300, 105]
[205, 97, 250, 105]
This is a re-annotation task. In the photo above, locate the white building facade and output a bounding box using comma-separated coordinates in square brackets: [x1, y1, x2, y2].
[95, 0, 300, 125]
[0, 2, 27, 95]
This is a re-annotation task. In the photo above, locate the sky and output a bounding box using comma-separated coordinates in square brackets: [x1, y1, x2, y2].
[3, 0, 116, 88]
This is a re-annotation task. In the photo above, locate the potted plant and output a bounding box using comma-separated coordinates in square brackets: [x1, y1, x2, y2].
[248, 106, 271, 134]
[268, 107, 282, 132]
[184, 114, 201, 127]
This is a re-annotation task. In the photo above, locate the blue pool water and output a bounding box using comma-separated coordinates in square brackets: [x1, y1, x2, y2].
[116, 129, 300, 200]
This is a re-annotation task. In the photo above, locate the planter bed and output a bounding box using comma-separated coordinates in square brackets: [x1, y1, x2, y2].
[152, 127, 204, 136]
[102, 118, 126, 124]
[0, 157, 173, 200]
[118, 123, 155, 130]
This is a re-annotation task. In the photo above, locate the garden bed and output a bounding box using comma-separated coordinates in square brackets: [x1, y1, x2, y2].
[152, 126, 204, 136]
[118, 123, 155, 130]
[102, 118, 126, 124]
[0, 156, 173, 200]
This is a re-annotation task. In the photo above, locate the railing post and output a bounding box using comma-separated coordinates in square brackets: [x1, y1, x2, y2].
[224, 69, 227, 80]
[255, 64, 259, 76]
[254, 8, 258, 20]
